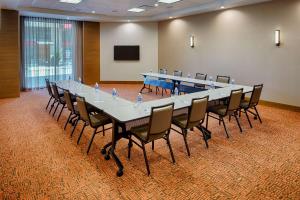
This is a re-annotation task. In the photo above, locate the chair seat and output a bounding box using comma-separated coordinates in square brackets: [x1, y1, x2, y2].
[194, 84, 205, 88]
[172, 113, 201, 129]
[90, 113, 111, 128]
[240, 100, 250, 109]
[73, 103, 101, 114]
[208, 104, 227, 116]
[130, 124, 165, 142]
[172, 114, 188, 129]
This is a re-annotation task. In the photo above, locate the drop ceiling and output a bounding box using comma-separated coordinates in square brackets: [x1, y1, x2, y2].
[0, 0, 272, 22]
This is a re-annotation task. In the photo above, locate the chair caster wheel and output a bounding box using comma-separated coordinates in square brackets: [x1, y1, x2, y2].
[101, 149, 106, 155]
[117, 170, 123, 177]
[104, 154, 110, 160]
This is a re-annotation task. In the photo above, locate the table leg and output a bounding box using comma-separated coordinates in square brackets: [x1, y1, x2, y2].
[140, 84, 148, 93]
[140, 75, 152, 94]
[140, 84, 153, 94]
[109, 120, 124, 177]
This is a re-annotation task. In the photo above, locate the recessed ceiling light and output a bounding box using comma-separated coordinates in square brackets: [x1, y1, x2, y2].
[159, 0, 181, 4]
[128, 8, 145, 12]
[220, 6, 225, 9]
[59, 0, 82, 4]
[154, 3, 159, 7]
[92, 10, 95, 13]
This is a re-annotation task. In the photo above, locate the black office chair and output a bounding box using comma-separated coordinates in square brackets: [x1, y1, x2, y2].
[75, 96, 112, 154]
[172, 96, 210, 156]
[216, 75, 230, 84]
[240, 84, 263, 128]
[51, 83, 67, 121]
[63, 89, 80, 131]
[206, 88, 243, 138]
[174, 70, 183, 77]
[127, 103, 175, 175]
[194, 73, 207, 89]
[45, 79, 63, 112]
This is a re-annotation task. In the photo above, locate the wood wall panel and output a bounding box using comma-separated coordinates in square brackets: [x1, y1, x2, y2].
[83, 21, 100, 85]
[0, 9, 20, 98]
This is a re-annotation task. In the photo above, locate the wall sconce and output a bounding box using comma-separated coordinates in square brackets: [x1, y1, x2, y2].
[275, 30, 280, 46]
[190, 35, 195, 48]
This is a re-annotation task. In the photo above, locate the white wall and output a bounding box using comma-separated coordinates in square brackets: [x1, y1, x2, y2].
[100, 22, 158, 81]
[158, 0, 300, 107]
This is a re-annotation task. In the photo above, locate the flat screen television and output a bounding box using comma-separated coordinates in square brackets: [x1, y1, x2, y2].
[114, 45, 140, 61]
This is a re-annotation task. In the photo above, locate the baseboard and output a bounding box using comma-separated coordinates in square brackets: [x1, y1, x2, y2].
[99, 81, 143, 84]
[244, 97, 300, 112]
[257, 100, 300, 112]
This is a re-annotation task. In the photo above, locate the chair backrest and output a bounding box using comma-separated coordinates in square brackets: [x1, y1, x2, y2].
[45, 79, 53, 96]
[51, 83, 60, 100]
[64, 89, 75, 112]
[76, 96, 90, 123]
[195, 73, 207, 81]
[227, 88, 243, 114]
[249, 84, 263, 107]
[147, 103, 174, 140]
[194, 73, 207, 87]
[159, 68, 167, 80]
[187, 96, 208, 128]
[216, 75, 230, 84]
[173, 70, 182, 77]
[159, 68, 167, 74]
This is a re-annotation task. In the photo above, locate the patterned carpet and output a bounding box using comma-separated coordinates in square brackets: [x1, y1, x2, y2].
[0, 84, 299, 200]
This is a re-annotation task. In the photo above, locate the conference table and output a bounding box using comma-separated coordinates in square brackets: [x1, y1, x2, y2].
[140, 72, 232, 94]
[56, 74, 253, 177]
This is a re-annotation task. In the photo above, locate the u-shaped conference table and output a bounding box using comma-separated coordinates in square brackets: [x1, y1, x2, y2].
[56, 72, 253, 177]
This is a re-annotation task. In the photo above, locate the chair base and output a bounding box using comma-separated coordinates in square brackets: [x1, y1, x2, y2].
[127, 133, 175, 176]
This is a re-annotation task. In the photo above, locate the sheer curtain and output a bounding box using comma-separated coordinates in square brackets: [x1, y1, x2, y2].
[21, 17, 82, 89]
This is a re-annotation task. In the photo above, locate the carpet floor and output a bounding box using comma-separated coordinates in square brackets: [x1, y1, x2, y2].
[0, 84, 299, 200]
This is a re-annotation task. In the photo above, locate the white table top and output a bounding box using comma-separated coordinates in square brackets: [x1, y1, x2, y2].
[141, 72, 231, 88]
[56, 80, 253, 123]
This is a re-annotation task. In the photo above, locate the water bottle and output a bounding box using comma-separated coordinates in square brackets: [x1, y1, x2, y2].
[231, 79, 235, 85]
[95, 82, 100, 91]
[150, 69, 153, 73]
[208, 76, 213, 90]
[68, 76, 71, 87]
[78, 77, 82, 92]
[136, 93, 143, 105]
[187, 73, 191, 78]
[174, 87, 179, 96]
[112, 88, 117, 99]
[210, 81, 215, 90]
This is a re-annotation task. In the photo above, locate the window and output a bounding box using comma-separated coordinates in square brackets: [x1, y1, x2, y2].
[21, 17, 82, 89]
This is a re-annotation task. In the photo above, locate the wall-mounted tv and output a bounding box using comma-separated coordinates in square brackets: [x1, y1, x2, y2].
[114, 45, 140, 61]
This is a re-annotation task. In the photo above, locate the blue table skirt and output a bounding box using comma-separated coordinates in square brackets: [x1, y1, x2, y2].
[144, 79, 207, 94]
